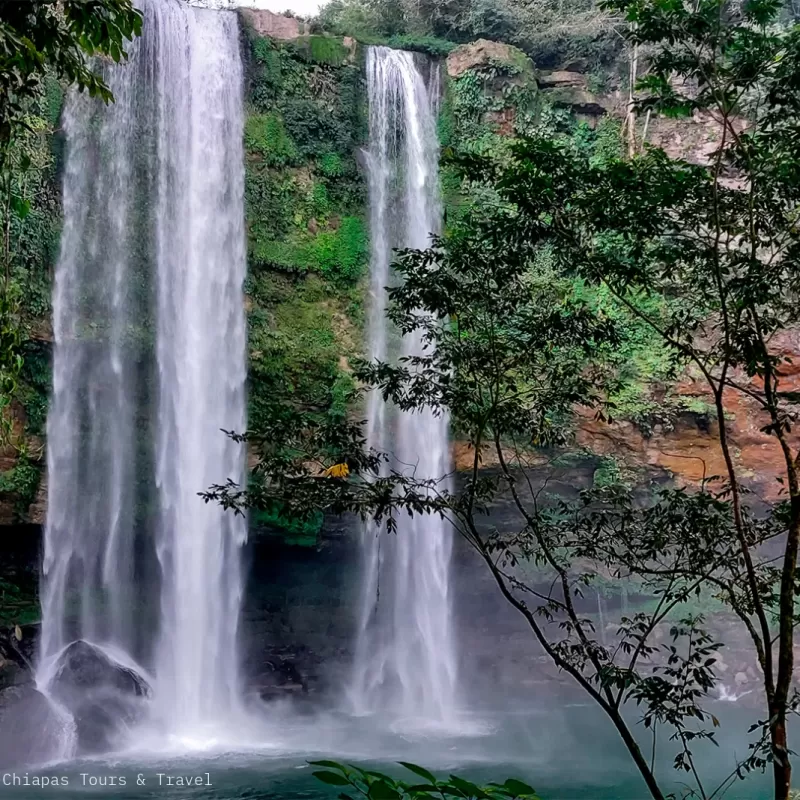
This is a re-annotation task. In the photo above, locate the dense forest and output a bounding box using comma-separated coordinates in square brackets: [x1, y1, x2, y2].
[317, 0, 622, 69]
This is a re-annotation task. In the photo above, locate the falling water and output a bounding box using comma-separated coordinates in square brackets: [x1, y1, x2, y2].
[38, 0, 247, 743]
[349, 47, 459, 729]
[150, 0, 247, 737]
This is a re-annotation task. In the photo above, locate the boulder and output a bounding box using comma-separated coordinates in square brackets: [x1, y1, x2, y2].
[239, 9, 306, 40]
[0, 685, 65, 767]
[538, 70, 587, 89]
[446, 39, 533, 79]
[49, 641, 151, 755]
[255, 657, 308, 701]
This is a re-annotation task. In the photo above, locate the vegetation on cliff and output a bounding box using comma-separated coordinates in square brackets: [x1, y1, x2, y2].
[317, 0, 622, 69]
[240, 21, 369, 538]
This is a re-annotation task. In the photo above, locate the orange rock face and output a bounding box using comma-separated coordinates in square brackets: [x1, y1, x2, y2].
[576, 333, 800, 501]
[239, 9, 306, 40]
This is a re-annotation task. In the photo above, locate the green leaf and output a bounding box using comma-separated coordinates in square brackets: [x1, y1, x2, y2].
[448, 776, 490, 798]
[309, 760, 346, 769]
[367, 780, 401, 800]
[501, 778, 538, 797]
[10, 195, 30, 220]
[312, 771, 351, 787]
[398, 762, 437, 784]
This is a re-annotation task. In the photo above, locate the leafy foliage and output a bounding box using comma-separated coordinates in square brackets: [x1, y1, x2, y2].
[241, 24, 368, 531]
[0, 0, 142, 148]
[309, 761, 541, 800]
[0, 455, 40, 522]
[245, 112, 299, 166]
[316, 0, 623, 68]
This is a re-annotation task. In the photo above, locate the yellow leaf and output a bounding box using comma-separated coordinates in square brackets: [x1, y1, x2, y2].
[323, 463, 349, 479]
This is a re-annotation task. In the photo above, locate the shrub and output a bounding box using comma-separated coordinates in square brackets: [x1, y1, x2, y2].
[318, 151, 344, 177]
[310, 216, 367, 283]
[306, 35, 350, 66]
[244, 112, 299, 167]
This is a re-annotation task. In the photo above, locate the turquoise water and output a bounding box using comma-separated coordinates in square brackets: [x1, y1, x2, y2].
[0, 705, 771, 799]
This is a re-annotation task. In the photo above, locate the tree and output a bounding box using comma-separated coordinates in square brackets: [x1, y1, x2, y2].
[491, 0, 800, 793]
[208, 196, 735, 798]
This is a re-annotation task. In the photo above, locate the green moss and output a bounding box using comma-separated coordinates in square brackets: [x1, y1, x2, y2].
[244, 112, 299, 166]
[17, 340, 50, 436]
[247, 273, 356, 433]
[252, 237, 308, 272]
[309, 181, 331, 218]
[251, 216, 367, 284]
[43, 77, 64, 127]
[241, 29, 368, 518]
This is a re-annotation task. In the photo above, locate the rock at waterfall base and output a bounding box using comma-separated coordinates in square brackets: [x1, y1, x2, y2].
[0, 685, 65, 767]
[49, 641, 151, 755]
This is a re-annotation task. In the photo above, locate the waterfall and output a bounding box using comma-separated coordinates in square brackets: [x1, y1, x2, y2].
[38, 0, 247, 745]
[349, 46, 459, 729]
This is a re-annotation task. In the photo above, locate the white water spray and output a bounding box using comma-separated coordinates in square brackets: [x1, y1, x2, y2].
[39, 0, 247, 744]
[349, 47, 459, 729]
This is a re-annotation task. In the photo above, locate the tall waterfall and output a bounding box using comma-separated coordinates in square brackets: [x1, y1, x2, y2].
[349, 46, 459, 729]
[39, 0, 247, 743]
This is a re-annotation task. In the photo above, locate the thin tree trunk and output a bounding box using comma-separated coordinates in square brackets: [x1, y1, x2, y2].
[627, 42, 639, 158]
[771, 497, 800, 800]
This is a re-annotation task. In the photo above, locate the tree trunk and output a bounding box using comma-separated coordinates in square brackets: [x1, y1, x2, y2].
[771, 497, 800, 800]
[772, 713, 791, 800]
[608, 708, 666, 800]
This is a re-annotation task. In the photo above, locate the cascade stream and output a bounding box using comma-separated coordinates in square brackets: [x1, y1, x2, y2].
[38, 0, 248, 747]
[349, 46, 460, 729]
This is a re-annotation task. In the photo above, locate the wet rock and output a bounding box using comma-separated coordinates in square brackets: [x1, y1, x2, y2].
[735, 671, 749, 686]
[49, 641, 151, 755]
[0, 623, 38, 691]
[0, 684, 65, 767]
[548, 87, 608, 117]
[255, 658, 308, 701]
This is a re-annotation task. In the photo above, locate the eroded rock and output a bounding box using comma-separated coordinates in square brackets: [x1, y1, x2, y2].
[446, 39, 532, 78]
[538, 70, 587, 89]
[239, 9, 307, 40]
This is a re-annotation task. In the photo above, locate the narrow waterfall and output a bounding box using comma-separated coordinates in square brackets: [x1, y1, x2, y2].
[350, 46, 459, 729]
[150, 1, 247, 736]
[39, 0, 247, 744]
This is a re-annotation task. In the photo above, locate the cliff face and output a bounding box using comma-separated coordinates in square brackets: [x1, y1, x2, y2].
[239, 19, 366, 452]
